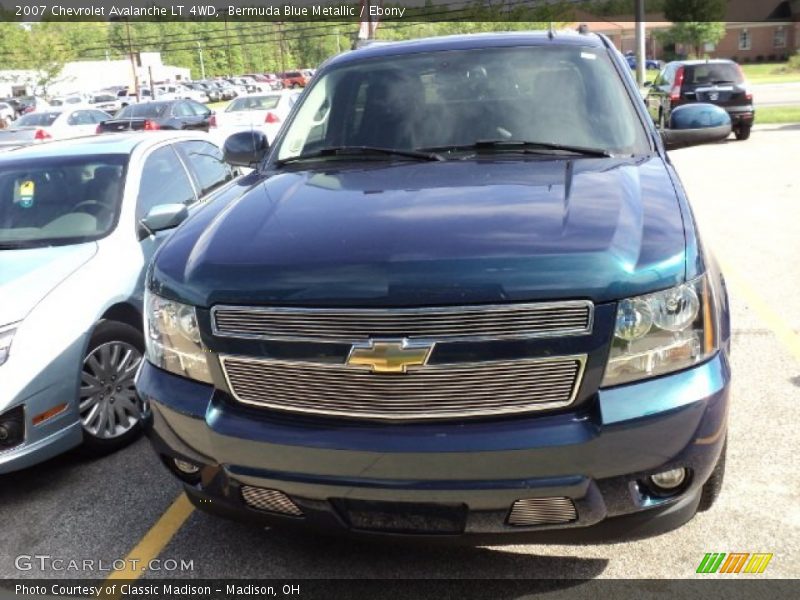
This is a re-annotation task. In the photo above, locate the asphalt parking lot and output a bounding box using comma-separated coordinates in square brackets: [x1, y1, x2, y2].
[1, 125, 798, 581]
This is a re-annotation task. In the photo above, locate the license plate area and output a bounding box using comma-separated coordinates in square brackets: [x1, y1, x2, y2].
[335, 499, 468, 534]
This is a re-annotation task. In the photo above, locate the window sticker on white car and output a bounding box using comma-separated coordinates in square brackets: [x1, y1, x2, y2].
[16, 180, 35, 208]
[581, 52, 597, 60]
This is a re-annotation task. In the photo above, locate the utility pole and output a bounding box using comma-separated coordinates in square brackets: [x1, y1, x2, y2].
[196, 42, 205, 79]
[125, 19, 139, 98]
[634, 0, 646, 87]
[224, 17, 233, 75]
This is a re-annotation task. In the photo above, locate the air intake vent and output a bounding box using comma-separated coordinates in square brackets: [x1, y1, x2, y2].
[241, 486, 303, 517]
[507, 497, 577, 527]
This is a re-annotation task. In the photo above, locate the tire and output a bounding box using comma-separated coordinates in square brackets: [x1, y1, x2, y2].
[735, 125, 751, 141]
[698, 439, 726, 512]
[78, 320, 146, 456]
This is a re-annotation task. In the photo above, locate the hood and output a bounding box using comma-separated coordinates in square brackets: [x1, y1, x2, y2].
[152, 157, 688, 308]
[0, 243, 98, 324]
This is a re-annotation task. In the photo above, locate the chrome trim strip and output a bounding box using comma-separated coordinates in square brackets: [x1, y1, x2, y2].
[220, 354, 587, 420]
[210, 300, 594, 343]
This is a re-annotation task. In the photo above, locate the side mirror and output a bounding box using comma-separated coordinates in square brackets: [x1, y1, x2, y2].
[224, 130, 269, 167]
[138, 203, 189, 240]
[661, 103, 732, 151]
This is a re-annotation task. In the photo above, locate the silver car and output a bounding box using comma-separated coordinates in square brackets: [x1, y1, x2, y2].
[0, 132, 243, 473]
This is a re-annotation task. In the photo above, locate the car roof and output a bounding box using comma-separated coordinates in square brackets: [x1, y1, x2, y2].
[670, 59, 737, 66]
[0, 132, 210, 160]
[326, 30, 606, 68]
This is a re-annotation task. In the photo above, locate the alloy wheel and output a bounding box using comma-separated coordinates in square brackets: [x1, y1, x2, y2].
[79, 341, 143, 439]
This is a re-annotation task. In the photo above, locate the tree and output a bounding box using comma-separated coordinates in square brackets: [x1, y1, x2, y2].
[663, 0, 727, 58]
[664, 21, 726, 58]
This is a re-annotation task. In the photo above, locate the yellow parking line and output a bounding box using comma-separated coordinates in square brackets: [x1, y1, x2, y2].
[105, 493, 194, 582]
[717, 256, 800, 363]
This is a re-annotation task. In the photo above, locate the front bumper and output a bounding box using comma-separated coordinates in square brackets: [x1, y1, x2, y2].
[138, 352, 730, 542]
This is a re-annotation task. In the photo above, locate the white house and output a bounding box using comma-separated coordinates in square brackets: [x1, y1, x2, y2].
[0, 52, 191, 98]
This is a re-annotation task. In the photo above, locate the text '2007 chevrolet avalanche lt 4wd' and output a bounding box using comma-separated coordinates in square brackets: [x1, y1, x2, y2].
[136, 31, 732, 542]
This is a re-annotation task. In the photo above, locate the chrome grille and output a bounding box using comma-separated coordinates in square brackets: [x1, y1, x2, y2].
[507, 497, 577, 527]
[221, 355, 585, 420]
[241, 486, 303, 516]
[212, 301, 593, 342]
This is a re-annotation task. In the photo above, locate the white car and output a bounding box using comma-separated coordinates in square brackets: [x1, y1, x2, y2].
[0, 133, 243, 473]
[89, 93, 123, 114]
[209, 91, 300, 144]
[0, 108, 112, 148]
[0, 102, 15, 124]
[49, 94, 89, 108]
[156, 84, 208, 104]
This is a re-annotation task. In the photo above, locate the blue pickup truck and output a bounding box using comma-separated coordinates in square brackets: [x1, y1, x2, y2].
[136, 31, 732, 542]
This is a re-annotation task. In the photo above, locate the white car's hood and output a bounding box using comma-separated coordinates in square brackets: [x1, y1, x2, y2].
[0, 242, 98, 325]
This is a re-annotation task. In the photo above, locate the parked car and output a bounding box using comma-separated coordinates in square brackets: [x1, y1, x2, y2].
[646, 59, 755, 140]
[0, 102, 15, 125]
[279, 70, 308, 88]
[186, 82, 219, 103]
[16, 97, 50, 115]
[0, 108, 111, 148]
[116, 88, 150, 107]
[624, 52, 662, 70]
[96, 100, 213, 133]
[138, 31, 732, 541]
[213, 80, 238, 100]
[89, 93, 123, 114]
[154, 83, 208, 104]
[262, 73, 284, 91]
[50, 94, 91, 108]
[0, 132, 242, 473]
[210, 91, 300, 144]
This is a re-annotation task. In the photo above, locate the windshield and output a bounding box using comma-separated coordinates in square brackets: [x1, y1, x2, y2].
[227, 95, 281, 111]
[0, 155, 127, 248]
[13, 112, 61, 128]
[276, 45, 649, 162]
[685, 63, 743, 85]
[117, 103, 168, 119]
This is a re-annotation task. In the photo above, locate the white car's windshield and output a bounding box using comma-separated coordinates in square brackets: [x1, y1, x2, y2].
[0, 155, 127, 248]
[276, 45, 649, 161]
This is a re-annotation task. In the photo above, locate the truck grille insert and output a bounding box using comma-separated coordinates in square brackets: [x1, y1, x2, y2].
[221, 355, 585, 420]
[240, 486, 303, 516]
[507, 497, 577, 527]
[212, 301, 593, 342]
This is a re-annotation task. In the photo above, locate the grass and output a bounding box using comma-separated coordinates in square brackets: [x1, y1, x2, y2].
[756, 105, 800, 124]
[740, 62, 800, 85]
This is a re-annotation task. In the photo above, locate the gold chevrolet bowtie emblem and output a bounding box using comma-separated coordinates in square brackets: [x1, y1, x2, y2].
[346, 339, 434, 373]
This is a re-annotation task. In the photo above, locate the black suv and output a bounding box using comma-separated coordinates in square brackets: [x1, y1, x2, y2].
[646, 59, 754, 140]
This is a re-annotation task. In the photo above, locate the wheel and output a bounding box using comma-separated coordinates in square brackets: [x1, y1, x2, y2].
[292, 83, 300, 89]
[78, 320, 146, 455]
[735, 125, 751, 141]
[698, 439, 726, 512]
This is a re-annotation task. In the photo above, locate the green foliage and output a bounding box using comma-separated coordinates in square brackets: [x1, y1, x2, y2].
[663, 21, 726, 58]
[663, 0, 726, 22]
[0, 4, 572, 83]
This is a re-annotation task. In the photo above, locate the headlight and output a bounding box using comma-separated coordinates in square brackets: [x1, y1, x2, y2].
[0, 324, 17, 367]
[144, 290, 213, 383]
[602, 275, 718, 387]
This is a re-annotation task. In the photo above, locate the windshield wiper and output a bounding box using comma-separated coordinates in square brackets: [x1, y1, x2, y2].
[419, 140, 614, 158]
[275, 146, 445, 166]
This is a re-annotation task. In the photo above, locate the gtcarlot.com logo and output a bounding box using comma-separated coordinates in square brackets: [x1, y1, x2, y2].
[15, 554, 194, 573]
[697, 552, 773, 574]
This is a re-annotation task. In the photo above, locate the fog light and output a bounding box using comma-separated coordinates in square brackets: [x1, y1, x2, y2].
[0, 406, 25, 449]
[649, 468, 687, 491]
[174, 459, 200, 475]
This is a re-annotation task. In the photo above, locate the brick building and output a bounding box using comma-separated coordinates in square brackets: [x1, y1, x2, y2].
[572, 0, 799, 62]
